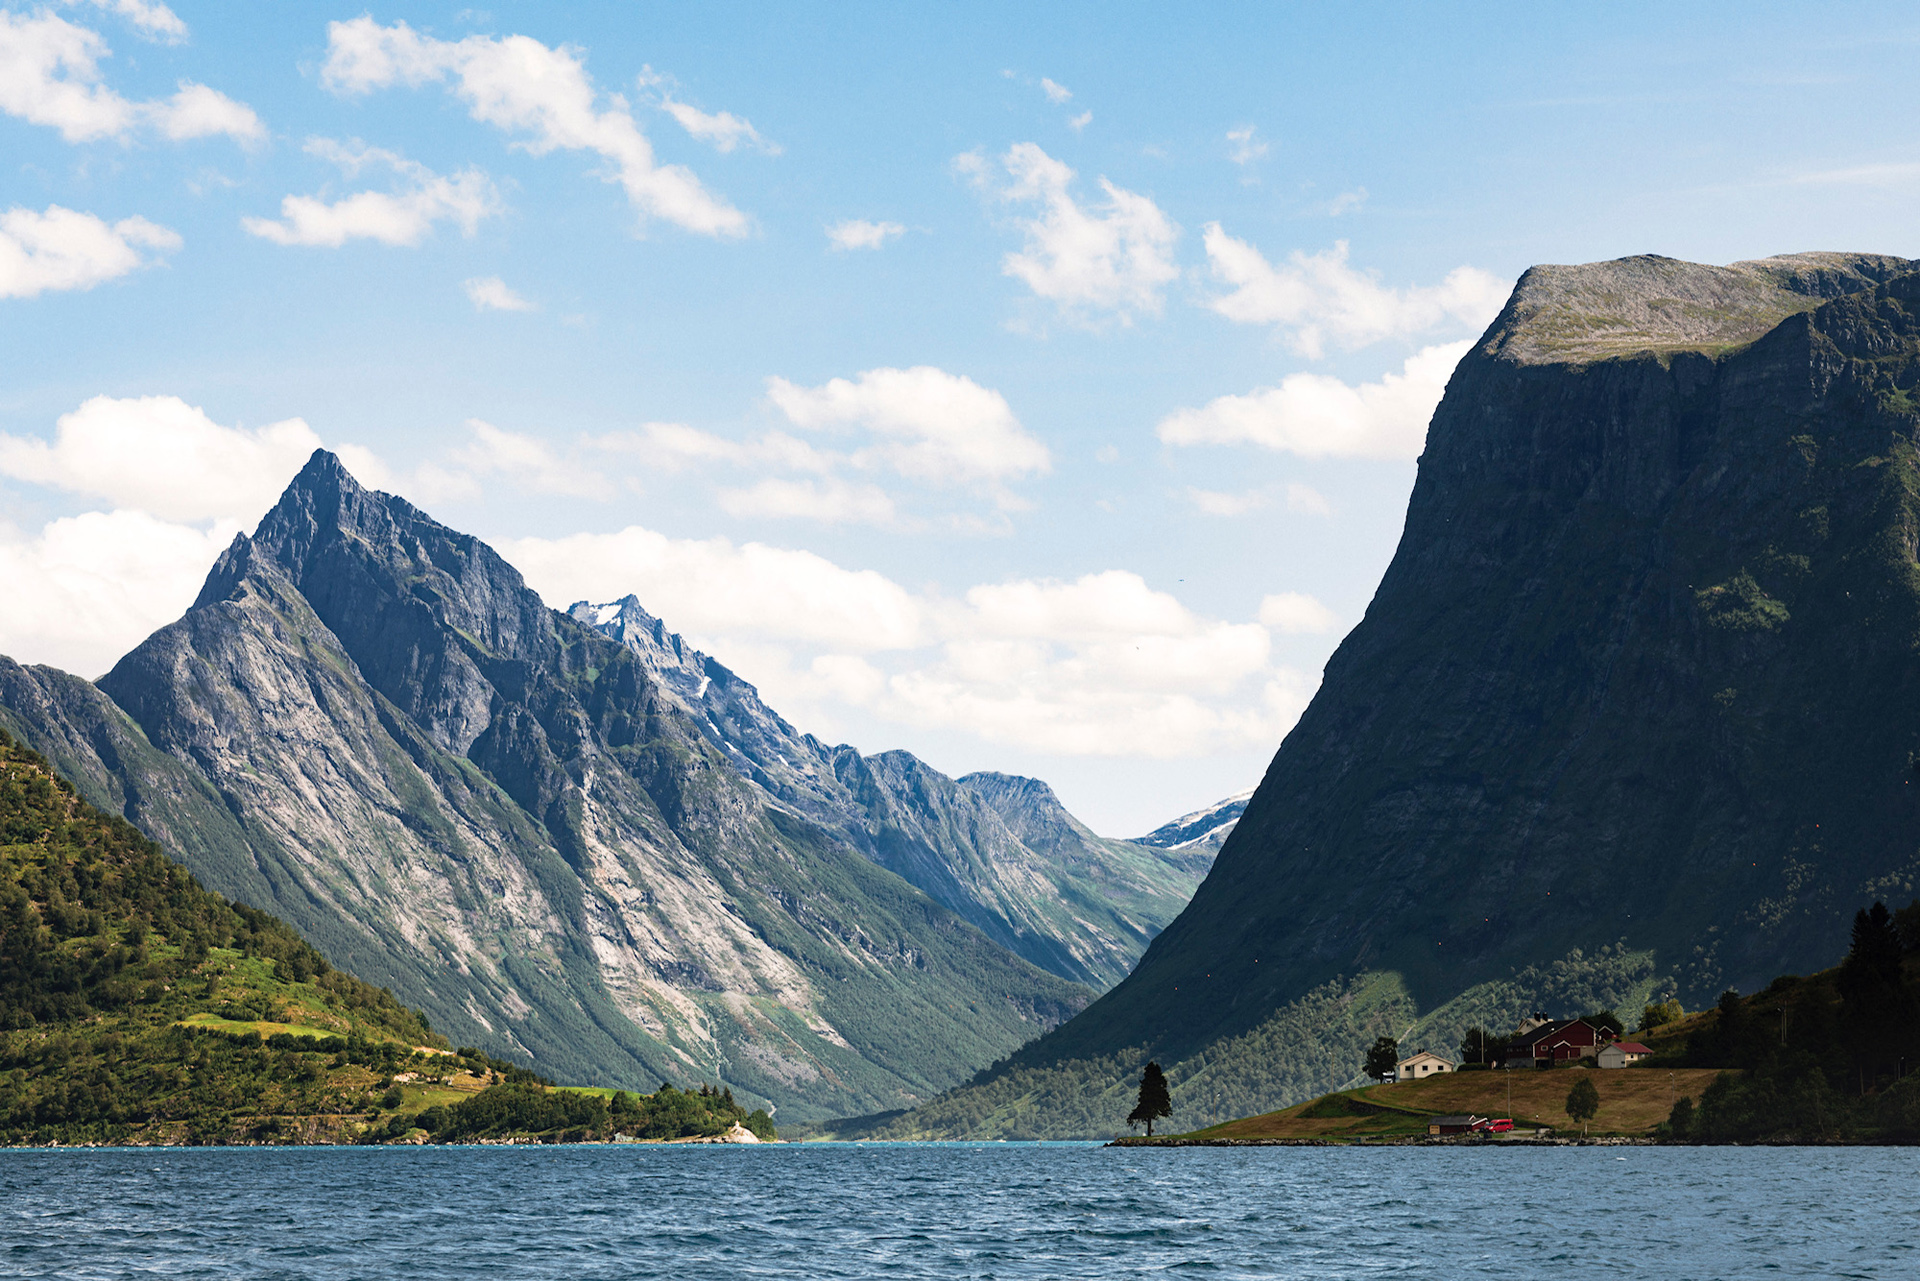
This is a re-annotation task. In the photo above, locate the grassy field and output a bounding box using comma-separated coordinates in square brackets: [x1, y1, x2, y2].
[176, 1012, 344, 1041]
[1163, 1066, 1730, 1141]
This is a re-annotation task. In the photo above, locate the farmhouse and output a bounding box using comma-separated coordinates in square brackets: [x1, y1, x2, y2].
[1395, 1051, 1454, 1082]
[1596, 1041, 1652, 1069]
[1506, 1018, 1611, 1065]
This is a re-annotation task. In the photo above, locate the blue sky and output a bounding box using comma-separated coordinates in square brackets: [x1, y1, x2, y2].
[3, 1, 1917, 834]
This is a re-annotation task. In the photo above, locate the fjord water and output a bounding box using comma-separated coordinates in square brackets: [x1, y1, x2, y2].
[5, 1145, 1915, 1279]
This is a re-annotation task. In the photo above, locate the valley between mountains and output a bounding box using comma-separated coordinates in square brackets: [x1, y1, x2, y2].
[13, 248, 1920, 1143]
[0, 455, 1235, 1123]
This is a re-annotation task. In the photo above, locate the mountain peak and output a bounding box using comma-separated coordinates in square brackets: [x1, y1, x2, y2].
[1486, 250, 1917, 367]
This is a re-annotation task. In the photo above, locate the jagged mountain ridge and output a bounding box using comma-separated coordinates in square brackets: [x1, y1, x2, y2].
[1132, 790, 1252, 856]
[0, 454, 1096, 1121]
[568, 595, 1216, 989]
[851, 250, 1920, 1135]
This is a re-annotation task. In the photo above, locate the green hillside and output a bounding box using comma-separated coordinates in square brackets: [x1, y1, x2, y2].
[0, 725, 779, 1146]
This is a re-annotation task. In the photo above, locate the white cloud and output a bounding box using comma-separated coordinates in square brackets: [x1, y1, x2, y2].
[501, 530, 1315, 758]
[826, 219, 904, 251]
[63, 0, 185, 43]
[766, 365, 1050, 491]
[0, 510, 239, 677]
[1202, 225, 1505, 357]
[716, 477, 897, 526]
[321, 17, 746, 237]
[971, 143, 1179, 322]
[448, 419, 613, 499]
[1258, 591, 1338, 635]
[465, 275, 535, 311]
[1227, 125, 1267, 167]
[1186, 487, 1267, 517]
[1326, 187, 1367, 216]
[1285, 482, 1332, 516]
[0, 205, 179, 299]
[151, 82, 264, 144]
[243, 140, 498, 248]
[0, 10, 260, 145]
[0, 395, 322, 521]
[500, 527, 928, 653]
[1067, 110, 1091, 132]
[1156, 339, 1471, 460]
[659, 95, 777, 154]
[1040, 77, 1072, 103]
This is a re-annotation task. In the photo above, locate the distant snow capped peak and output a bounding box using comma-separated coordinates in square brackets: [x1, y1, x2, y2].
[593, 602, 623, 626]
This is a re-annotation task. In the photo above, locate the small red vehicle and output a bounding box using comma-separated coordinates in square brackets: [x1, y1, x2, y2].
[1483, 1118, 1515, 1133]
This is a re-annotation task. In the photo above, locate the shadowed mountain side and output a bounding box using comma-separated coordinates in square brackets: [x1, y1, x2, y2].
[0, 454, 1089, 1121]
[838, 251, 1920, 1135]
[569, 596, 1214, 989]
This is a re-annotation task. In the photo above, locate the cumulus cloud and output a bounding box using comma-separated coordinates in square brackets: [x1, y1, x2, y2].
[321, 17, 746, 237]
[1040, 77, 1072, 104]
[716, 477, 897, 526]
[1285, 482, 1332, 516]
[0, 510, 239, 677]
[826, 219, 904, 251]
[0, 10, 261, 145]
[658, 95, 777, 154]
[64, 0, 185, 43]
[0, 395, 323, 521]
[0, 394, 388, 675]
[1156, 340, 1471, 460]
[1258, 591, 1338, 635]
[500, 527, 928, 653]
[766, 365, 1050, 491]
[0, 204, 179, 298]
[243, 139, 498, 248]
[1067, 110, 1091, 132]
[446, 419, 613, 499]
[501, 530, 1315, 758]
[966, 142, 1178, 322]
[464, 275, 535, 311]
[1203, 225, 1505, 357]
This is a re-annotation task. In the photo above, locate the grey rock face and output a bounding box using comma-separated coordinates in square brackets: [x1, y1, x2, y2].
[5, 452, 1092, 1120]
[568, 596, 1214, 989]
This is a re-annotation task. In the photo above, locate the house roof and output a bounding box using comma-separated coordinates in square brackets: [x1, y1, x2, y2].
[1430, 1115, 1482, 1126]
[1397, 1051, 1452, 1066]
[1608, 1042, 1652, 1054]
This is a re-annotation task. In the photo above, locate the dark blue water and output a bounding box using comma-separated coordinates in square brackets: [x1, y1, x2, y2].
[3, 1142, 1914, 1279]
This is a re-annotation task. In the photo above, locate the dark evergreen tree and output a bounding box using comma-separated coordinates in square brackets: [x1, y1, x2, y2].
[1365, 1036, 1399, 1082]
[1665, 1095, 1693, 1140]
[1458, 1027, 1488, 1065]
[1564, 1076, 1599, 1135]
[1127, 1061, 1172, 1137]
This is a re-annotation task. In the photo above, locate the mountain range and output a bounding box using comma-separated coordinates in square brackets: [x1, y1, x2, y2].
[0, 455, 1221, 1121]
[838, 250, 1920, 1137]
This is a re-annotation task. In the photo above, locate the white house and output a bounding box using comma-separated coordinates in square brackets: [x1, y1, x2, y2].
[1395, 1051, 1454, 1082]
[1596, 1041, 1652, 1069]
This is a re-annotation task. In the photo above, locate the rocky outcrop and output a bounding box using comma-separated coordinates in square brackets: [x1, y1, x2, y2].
[569, 596, 1214, 989]
[1, 454, 1093, 1120]
[966, 251, 1920, 1087]
[1132, 791, 1252, 857]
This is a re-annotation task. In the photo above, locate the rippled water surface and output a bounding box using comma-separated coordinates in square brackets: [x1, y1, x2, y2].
[4, 1143, 1916, 1279]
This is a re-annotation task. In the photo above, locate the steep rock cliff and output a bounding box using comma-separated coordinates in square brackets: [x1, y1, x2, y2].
[875, 251, 1920, 1131]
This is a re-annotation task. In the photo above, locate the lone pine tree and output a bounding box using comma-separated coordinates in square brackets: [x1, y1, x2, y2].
[1128, 1061, 1171, 1137]
[1365, 1036, 1399, 1082]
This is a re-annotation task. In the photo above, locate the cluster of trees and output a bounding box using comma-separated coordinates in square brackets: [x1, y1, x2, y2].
[378, 1080, 777, 1144]
[0, 730, 428, 1045]
[1659, 901, 1920, 1142]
